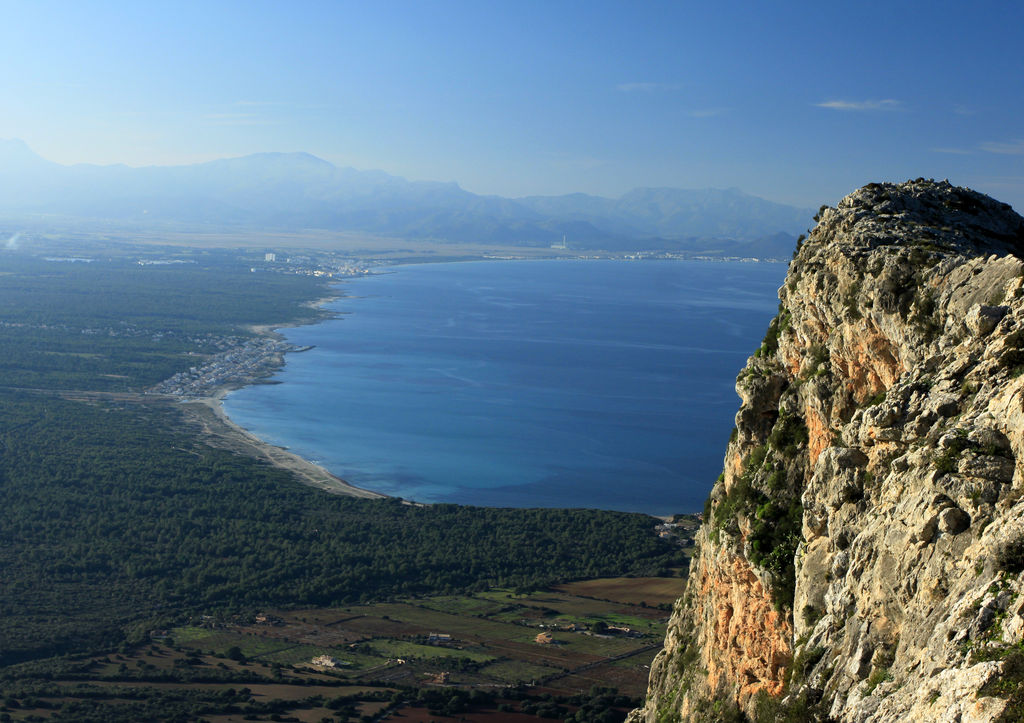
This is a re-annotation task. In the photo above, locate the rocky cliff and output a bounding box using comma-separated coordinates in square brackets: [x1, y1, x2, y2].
[631, 180, 1024, 722]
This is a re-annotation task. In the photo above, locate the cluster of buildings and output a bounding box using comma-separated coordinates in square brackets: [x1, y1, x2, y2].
[254, 251, 373, 279]
[148, 337, 297, 398]
[654, 514, 700, 546]
[534, 622, 641, 643]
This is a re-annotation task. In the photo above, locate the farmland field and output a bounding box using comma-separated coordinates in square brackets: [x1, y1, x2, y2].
[0, 577, 677, 720]
[553, 575, 687, 607]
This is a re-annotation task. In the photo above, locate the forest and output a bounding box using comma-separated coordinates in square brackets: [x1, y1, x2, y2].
[0, 249, 684, 674]
[0, 251, 324, 391]
[0, 389, 681, 666]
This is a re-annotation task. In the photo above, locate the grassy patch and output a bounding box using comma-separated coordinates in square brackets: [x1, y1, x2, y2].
[768, 412, 809, 458]
[934, 434, 970, 474]
[805, 344, 830, 377]
[844, 281, 863, 320]
[978, 642, 1024, 721]
[710, 444, 802, 610]
[413, 594, 510, 618]
[755, 308, 790, 358]
[552, 576, 685, 607]
[366, 639, 495, 663]
[169, 627, 293, 660]
[864, 666, 892, 695]
[998, 538, 1024, 574]
[478, 659, 559, 683]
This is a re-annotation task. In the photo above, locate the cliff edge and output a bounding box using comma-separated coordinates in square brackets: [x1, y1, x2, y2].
[631, 180, 1024, 722]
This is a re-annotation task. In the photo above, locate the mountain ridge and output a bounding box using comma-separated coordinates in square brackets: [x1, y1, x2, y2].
[0, 139, 809, 254]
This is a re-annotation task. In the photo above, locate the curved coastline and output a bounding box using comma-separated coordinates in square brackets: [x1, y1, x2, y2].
[181, 388, 385, 499]
[208, 258, 788, 513]
[177, 288, 386, 500]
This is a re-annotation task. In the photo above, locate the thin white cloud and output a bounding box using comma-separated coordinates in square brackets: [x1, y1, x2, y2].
[687, 108, 728, 118]
[953, 104, 975, 116]
[616, 82, 682, 93]
[980, 139, 1024, 155]
[931, 147, 973, 155]
[204, 113, 280, 126]
[815, 99, 902, 111]
[233, 99, 336, 112]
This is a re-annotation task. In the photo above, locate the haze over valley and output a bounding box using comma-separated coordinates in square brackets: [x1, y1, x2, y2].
[0, 139, 810, 257]
[2, 2, 1022, 721]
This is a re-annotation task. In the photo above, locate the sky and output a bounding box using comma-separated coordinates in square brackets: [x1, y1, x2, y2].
[1, 0, 1022, 210]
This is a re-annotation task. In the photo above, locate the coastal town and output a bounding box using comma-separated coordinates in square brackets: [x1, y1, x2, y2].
[253, 251, 374, 278]
[148, 336, 303, 398]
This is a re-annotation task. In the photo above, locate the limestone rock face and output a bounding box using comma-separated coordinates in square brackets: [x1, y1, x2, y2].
[630, 180, 1024, 722]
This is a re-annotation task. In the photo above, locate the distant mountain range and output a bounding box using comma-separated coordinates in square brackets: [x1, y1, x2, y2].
[0, 139, 812, 256]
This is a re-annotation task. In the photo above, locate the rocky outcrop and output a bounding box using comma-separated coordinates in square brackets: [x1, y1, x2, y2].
[631, 180, 1024, 722]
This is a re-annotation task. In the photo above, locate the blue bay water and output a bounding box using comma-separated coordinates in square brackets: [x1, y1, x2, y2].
[223, 260, 786, 514]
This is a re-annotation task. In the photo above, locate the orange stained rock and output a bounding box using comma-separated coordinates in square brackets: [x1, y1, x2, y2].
[805, 404, 830, 466]
[692, 550, 793, 707]
[833, 322, 903, 402]
[727, 451, 743, 480]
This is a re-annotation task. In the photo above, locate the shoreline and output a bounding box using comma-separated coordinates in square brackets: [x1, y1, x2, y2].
[189, 261, 720, 516]
[179, 388, 385, 500]
[177, 283, 386, 501]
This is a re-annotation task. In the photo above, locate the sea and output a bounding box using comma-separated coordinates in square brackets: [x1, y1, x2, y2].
[223, 259, 787, 515]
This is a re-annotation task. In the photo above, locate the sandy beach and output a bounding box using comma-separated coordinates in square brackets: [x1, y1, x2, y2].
[172, 287, 386, 500]
[179, 389, 385, 499]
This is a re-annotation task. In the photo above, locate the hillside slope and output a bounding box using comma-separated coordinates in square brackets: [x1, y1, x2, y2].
[631, 180, 1024, 722]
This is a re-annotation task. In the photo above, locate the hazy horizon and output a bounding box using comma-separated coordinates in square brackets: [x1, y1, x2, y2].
[1, 2, 1022, 210]
[0, 136, 806, 203]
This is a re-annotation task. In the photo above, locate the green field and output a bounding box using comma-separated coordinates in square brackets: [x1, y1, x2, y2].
[160, 582, 674, 696]
[0, 582, 667, 720]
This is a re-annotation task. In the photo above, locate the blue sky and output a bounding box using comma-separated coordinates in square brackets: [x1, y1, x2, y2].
[1, 0, 1022, 209]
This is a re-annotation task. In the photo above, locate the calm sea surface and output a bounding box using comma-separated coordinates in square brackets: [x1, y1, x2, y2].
[223, 260, 786, 514]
